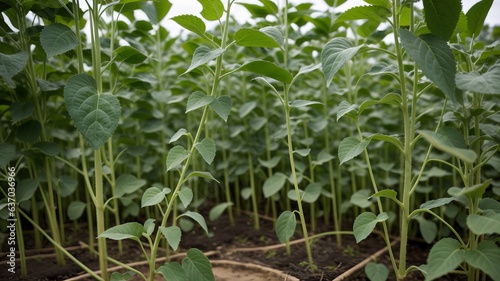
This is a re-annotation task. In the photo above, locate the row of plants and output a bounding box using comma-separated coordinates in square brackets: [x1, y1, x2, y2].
[1, 0, 499, 280]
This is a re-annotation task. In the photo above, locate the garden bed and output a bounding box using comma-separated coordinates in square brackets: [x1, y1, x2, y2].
[2, 212, 444, 281]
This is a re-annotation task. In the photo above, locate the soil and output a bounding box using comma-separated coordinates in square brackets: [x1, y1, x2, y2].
[0, 211, 469, 281]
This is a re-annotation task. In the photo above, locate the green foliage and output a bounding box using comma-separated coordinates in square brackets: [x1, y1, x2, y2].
[159, 226, 182, 251]
[182, 248, 215, 281]
[67, 201, 86, 221]
[425, 238, 464, 281]
[234, 28, 282, 48]
[419, 129, 476, 163]
[40, 23, 79, 58]
[422, 0, 461, 40]
[353, 212, 388, 243]
[263, 172, 287, 198]
[195, 137, 216, 165]
[456, 65, 500, 95]
[466, 0, 494, 37]
[64, 74, 121, 150]
[321, 38, 364, 87]
[198, 0, 224, 21]
[365, 262, 389, 281]
[98, 222, 146, 241]
[171, 15, 206, 38]
[209, 202, 233, 221]
[275, 210, 296, 243]
[399, 30, 457, 103]
[338, 137, 370, 165]
[0, 51, 28, 88]
[1, 1, 498, 280]
[464, 241, 500, 281]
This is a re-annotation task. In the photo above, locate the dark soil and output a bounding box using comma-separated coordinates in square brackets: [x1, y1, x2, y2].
[0, 211, 470, 281]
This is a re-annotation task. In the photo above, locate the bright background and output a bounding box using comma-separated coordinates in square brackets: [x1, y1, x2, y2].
[162, 0, 500, 36]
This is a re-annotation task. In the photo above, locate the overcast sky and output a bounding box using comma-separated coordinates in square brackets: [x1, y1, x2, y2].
[162, 0, 500, 36]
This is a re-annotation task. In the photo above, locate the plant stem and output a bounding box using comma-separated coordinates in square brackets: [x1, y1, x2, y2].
[280, 0, 313, 265]
[391, 0, 414, 278]
[148, 2, 234, 279]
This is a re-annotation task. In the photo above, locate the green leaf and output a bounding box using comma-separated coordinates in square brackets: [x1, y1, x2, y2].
[10, 102, 34, 124]
[464, 240, 500, 281]
[479, 198, 500, 213]
[466, 213, 500, 235]
[259, 26, 284, 46]
[57, 176, 78, 197]
[158, 263, 187, 281]
[321, 38, 364, 87]
[0, 143, 16, 169]
[166, 145, 189, 171]
[153, 0, 172, 23]
[455, 180, 491, 202]
[16, 179, 39, 203]
[40, 23, 78, 58]
[365, 262, 389, 281]
[184, 46, 225, 74]
[32, 141, 60, 156]
[456, 65, 500, 95]
[209, 96, 231, 122]
[182, 248, 214, 281]
[186, 91, 215, 113]
[141, 186, 167, 207]
[238, 101, 257, 118]
[171, 15, 206, 38]
[275, 211, 296, 243]
[67, 201, 86, 220]
[368, 134, 403, 153]
[209, 202, 233, 221]
[0, 51, 28, 88]
[239, 60, 293, 83]
[110, 271, 135, 281]
[115, 174, 147, 197]
[353, 212, 388, 243]
[338, 137, 370, 165]
[351, 189, 373, 208]
[293, 148, 310, 157]
[170, 128, 189, 144]
[336, 5, 391, 23]
[99, 222, 145, 241]
[64, 74, 121, 150]
[178, 211, 208, 235]
[143, 219, 155, 236]
[415, 216, 438, 244]
[197, 0, 224, 21]
[466, 0, 493, 38]
[258, 156, 281, 169]
[289, 100, 322, 108]
[160, 226, 182, 251]
[184, 171, 219, 184]
[359, 93, 402, 115]
[16, 120, 41, 143]
[420, 197, 455, 209]
[336, 101, 358, 121]
[363, 0, 391, 10]
[237, 0, 278, 18]
[399, 29, 456, 103]
[425, 238, 464, 281]
[234, 28, 281, 48]
[178, 187, 193, 209]
[113, 46, 147, 64]
[195, 137, 216, 165]
[301, 182, 322, 203]
[263, 172, 287, 198]
[423, 0, 461, 40]
[419, 130, 476, 163]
